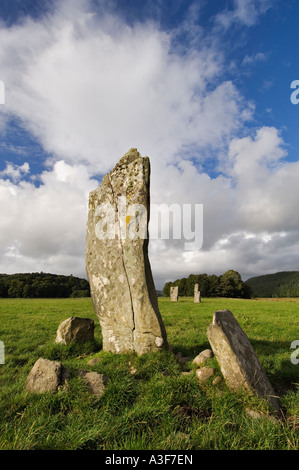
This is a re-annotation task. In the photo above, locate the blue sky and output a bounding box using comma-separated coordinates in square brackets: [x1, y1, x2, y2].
[1, 0, 299, 287]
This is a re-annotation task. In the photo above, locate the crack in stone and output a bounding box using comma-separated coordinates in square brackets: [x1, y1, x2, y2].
[108, 173, 136, 343]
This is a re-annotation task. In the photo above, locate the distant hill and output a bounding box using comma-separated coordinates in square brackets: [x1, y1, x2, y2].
[245, 271, 299, 298]
[0, 272, 90, 298]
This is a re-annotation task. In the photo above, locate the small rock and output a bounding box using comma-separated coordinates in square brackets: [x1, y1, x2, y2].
[56, 317, 95, 345]
[87, 357, 101, 366]
[25, 358, 69, 394]
[77, 369, 108, 399]
[129, 366, 137, 375]
[180, 371, 193, 376]
[196, 367, 215, 383]
[128, 361, 137, 375]
[245, 408, 279, 424]
[246, 408, 263, 420]
[192, 349, 213, 366]
[212, 376, 222, 386]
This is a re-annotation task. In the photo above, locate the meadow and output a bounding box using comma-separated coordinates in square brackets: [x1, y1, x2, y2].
[0, 296, 298, 450]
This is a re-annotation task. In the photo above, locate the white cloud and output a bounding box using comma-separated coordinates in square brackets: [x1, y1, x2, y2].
[0, 161, 30, 182]
[0, 161, 98, 276]
[0, 0, 250, 174]
[216, 0, 272, 29]
[148, 126, 299, 284]
[0, 1, 299, 288]
[242, 52, 267, 66]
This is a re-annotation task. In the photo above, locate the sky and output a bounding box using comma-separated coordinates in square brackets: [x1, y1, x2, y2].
[0, 0, 299, 289]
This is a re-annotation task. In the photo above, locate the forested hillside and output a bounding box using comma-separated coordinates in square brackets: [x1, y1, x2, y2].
[0, 273, 90, 298]
[163, 270, 252, 299]
[245, 271, 299, 298]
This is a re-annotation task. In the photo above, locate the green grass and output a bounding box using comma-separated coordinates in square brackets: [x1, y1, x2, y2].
[0, 297, 298, 450]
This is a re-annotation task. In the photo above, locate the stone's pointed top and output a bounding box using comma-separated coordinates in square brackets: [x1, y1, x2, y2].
[213, 309, 235, 325]
[116, 148, 144, 168]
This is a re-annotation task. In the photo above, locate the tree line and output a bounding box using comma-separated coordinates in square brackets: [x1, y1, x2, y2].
[0, 272, 90, 298]
[163, 270, 252, 299]
[245, 271, 299, 298]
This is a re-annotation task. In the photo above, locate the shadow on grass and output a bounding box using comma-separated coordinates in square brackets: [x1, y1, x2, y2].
[172, 338, 298, 397]
[250, 339, 298, 392]
[44, 339, 102, 361]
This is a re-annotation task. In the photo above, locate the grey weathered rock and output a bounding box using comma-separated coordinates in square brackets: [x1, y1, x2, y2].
[170, 286, 178, 302]
[25, 358, 70, 394]
[192, 349, 213, 366]
[55, 317, 95, 345]
[194, 284, 201, 303]
[207, 310, 280, 413]
[196, 367, 215, 382]
[78, 369, 108, 399]
[85, 148, 168, 356]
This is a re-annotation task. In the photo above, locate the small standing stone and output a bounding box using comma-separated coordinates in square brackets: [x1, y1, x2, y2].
[170, 286, 178, 302]
[207, 310, 281, 413]
[194, 284, 201, 303]
[55, 317, 95, 345]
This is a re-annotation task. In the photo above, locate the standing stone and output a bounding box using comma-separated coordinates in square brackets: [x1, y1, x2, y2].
[194, 284, 201, 303]
[170, 286, 178, 302]
[207, 310, 280, 413]
[85, 148, 168, 356]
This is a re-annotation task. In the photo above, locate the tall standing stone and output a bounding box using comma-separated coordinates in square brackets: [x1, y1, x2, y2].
[194, 284, 201, 303]
[170, 286, 178, 302]
[85, 148, 168, 356]
[207, 310, 280, 413]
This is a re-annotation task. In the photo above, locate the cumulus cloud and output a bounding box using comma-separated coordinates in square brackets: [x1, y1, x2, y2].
[149, 126, 299, 284]
[0, 161, 30, 182]
[0, 0, 250, 174]
[0, 1, 298, 287]
[0, 160, 98, 276]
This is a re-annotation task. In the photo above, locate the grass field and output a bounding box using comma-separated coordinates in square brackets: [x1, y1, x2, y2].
[0, 296, 298, 450]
